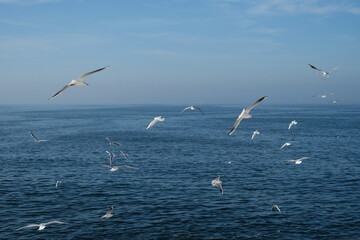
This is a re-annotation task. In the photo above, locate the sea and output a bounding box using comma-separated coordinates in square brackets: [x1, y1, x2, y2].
[0, 104, 359, 240]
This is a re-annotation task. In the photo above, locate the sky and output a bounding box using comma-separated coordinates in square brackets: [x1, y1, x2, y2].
[1, 0, 360, 105]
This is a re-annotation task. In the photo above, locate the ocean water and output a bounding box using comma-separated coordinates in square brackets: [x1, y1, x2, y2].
[0, 104, 359, 240]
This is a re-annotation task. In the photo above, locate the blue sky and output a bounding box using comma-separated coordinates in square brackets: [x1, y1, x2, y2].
[1, 0, 360, 105]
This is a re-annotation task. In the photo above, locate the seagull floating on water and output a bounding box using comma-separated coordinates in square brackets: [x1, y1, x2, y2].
[211, 176, 223, 194]
[307, 64, 338, 80]
[228, 96, 268, 136]
[29, 131, 48, 144]
[271, 205, 281, 212]
[288, 120, 297, 130]
[251, 130, 260, 140]
[55, 181, 62, 188]
[180, 106, 204, 114]
[284, 157, 310, 164]
[146, 116, 165, 130]
[279, 142, 291, 150]
[17, 221, 65, 231]
[101, 206, 114, 219]
[49, 66, 109, 100]
[106, 137, 121, 146]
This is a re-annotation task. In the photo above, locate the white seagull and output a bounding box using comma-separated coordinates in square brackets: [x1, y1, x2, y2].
[279, 142, 291, 150]
[17, 221, 65, 231]
[284, 156, 310, 164]
[288, 120, 297, 130]
[313, 93, 335, 99]
[105, 137, 121, 146]
[180, 106, 204, 114]
[105, 150, 116, 166]
[49, 66, 109, 100]
[146, 116, 165, 130]
[228, 96, 268, 136]
[251, 130, 260, 140]
[271, 205, 281, 212]
[55, 181, 62, 188]
[101, 206, 114, 219]
[29, 131, 48, 144]
[102, 164, 139, 172]
[307, 64, 338, 80]
[211, 176, 223, 194]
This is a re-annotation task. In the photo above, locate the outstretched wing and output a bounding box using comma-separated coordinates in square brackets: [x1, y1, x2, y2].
[117, 165, 139, 170]
[44, 221, 65, 225]
[228, 117, 243, 136]
[180, 106, 191, 113]
[49, 84, 71, 100]
[16, 224, 39, 231]
[195, 106, 204, 114]
[146, 119, 158, 130]
[77, 66, 109, 81]
[308, 64, 325, 73]
[297, 157, 310, 161]
[246, 96, 268, 112]
[29, 131, 38, 141]
[329, 66, 339, 73]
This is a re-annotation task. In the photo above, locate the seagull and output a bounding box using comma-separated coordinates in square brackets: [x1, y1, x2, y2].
[211, 176, 223, 194]
[284, 157, 310, 164]
[307, 64, 338, 80]
[55, 181, 62, 188]
[271, 205, 281, 212]
[288, 120, 297, 130]
[228, 96, 268, 136]
[251, 130, 260, 140]
[101, 206, 114, 219]
[313, 93, 334, 99]
[106, 137, 121, 146]
[16, 221, 65, 231]
[29, 131, 48, 143]
[146, 116, 165, 130]
[180, 106, 204, 114]
[49, 66, 109, 100]
[102, 164, 139, 172]
[279, 142, 291, 150]
[120, 151, 129, 161]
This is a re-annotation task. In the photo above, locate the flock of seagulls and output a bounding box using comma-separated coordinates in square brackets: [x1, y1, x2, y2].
[18, 63, 339, 231]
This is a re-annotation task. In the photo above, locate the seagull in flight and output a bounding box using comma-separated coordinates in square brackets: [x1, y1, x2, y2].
[49, 66, 109, 100]
[279, 142, 291, 150]
[307, 64, 338, 80]
[251, 130, 260, 140]
[106, 137, 121, 146]
[55, 181, 62, 188]
[146, 116, 165, 130]
[180, 106, 204, 114]
[101, 206, 114, 219]
[284, 157, 310, 164]
[29, 131, 48, 144]
[288, 120, 297, 130]
[17, 221, 65, 231]
[211, 176, 223, 194]
[105, 150, 116, 166]
[313, 93, 335, 99]
[228, 96, 268, 136]
[271, 205, 281, 212]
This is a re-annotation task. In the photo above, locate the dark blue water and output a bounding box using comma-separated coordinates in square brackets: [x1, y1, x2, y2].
[0, 104, 359, 240]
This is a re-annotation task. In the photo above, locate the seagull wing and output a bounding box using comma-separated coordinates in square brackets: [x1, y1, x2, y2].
[105, 206, 113, 216]
[117, 165, 139, 170]
[44, 221, 65, 226]
[195, 106, 205, 114]
[77, 66, 109, 81]
[228, 116, 243, 136]
[297, 157, 310, 161]
[245, 96, 268, 112]
[16, 224, 39, 231]
[29, 131, 38, 141]
[49, 84, 71, 100]
[146, 119, 158, 130]
[180, 106, 191, 113]
[329, 66, 339, 73]
[308, 64, 324, 73]
[216, 183, 223, 194]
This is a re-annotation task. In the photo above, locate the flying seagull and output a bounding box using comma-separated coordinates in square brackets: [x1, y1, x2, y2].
[284, 157, 310, 164]
[55, 181, 62, 188]
[180, 106, 204, 114]
[279, 142, 291, 150]
[29, 131, 48, 144]
[49, 66, 109, 100]
[288, 120, 297, 130]
[211, 176, 223, 194]
[17, 221, 65, 231]
[101, 206, 114, 219]
[105, 150, 116, 166]
[106, 137, 121, 146]
[251, 130, 260, 140]
[307, 64, 338, 80]
[271, 205, 281, 212]
[313, 93, 335, 99]
[228, 96, 268, 136]
[146, 116, 165, 130]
